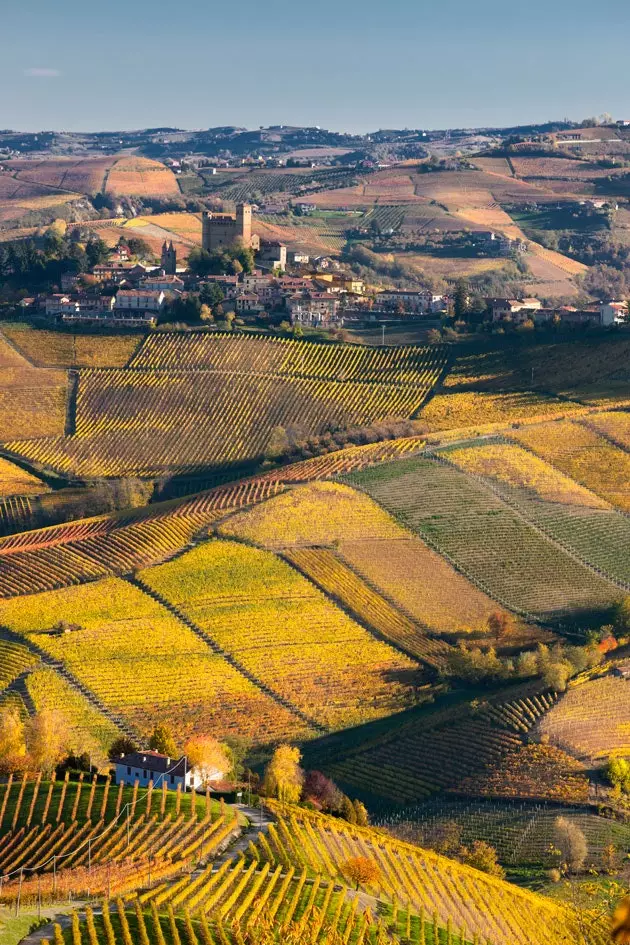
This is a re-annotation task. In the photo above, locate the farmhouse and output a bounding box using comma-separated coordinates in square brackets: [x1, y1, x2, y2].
[378, 289, 446, 314]
[488, 297, 542, 323]
[114, 750, 202, 792]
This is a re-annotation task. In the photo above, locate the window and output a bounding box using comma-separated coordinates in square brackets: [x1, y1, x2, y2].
[143, 770, 147, 778]
[127, 766, 131, 775]
[171, 774, 175, 784]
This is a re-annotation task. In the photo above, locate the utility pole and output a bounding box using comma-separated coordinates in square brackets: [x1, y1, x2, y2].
[53, 856, 57, 897]
[16, 867, 23, 916]
[38, 872, 42, 920]
[382, 324, 385, 346]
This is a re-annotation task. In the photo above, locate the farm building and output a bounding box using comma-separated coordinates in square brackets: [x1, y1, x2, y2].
[114, 750, 203, 792]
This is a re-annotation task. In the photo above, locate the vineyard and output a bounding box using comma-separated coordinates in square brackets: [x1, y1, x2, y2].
[3, 157, 115, 196]
[537, 675, 630, 763]
[346, 455, 619, 625]
[444, 439, 630, 587]
[511, 419, 630, 512]
[5, 336, 447, 478]
[0, 323, 143, 369]
[0, 574, 316, 745]
[316, 681, 592, 806]
[0, 456, 49, 497]
[391, 796, 630, 868]
[104, 157, 180, 198]
[220, 481, 522, 641]
[0, 334, 68, 441]
[253, 804, 596, 945]
[139, 540, 421, 732]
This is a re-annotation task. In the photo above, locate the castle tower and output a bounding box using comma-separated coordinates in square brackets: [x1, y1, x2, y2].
[161, 240, 177, 275]
[201, 204, 258, 253]
[236, 203, 252, 247]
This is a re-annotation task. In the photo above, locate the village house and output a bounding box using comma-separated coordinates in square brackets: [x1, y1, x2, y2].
[233, 292, 266, 314]
[115, 289, 165, 315]
[288, 251, 310, 266]
[288, 291, 340, 326]
[378, 289, 446, 314]
[114, 750, 203, 792]
[93, 263, 147, 284]
[488, 297, 542, 323]
[140, 274, 185, 294]
[60, 272, 81, 292]
[45, 293, 115, 317]
[258, 240, 287, 272]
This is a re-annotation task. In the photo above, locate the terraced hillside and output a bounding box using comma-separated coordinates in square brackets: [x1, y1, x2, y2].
[4, 335, 448, 478]
[346, 455, 619, 625]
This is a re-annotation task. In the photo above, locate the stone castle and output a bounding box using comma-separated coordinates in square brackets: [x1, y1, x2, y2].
[201, 203, 260, 254]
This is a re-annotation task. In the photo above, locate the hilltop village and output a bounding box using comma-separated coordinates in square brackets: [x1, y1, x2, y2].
[10, 203, 628, 333]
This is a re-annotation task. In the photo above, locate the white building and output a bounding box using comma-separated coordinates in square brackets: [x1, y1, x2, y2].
[115, 289, 165, 312]
[114, 750, 202, 792]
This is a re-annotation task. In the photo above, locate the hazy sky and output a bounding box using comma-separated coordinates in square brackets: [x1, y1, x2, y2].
[2, 0, 629, 133]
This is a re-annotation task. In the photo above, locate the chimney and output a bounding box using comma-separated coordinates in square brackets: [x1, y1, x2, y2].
[120, 753, 125, 758]
[166, 757, 171, 765]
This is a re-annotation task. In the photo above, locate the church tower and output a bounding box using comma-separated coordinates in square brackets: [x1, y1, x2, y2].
[161, 240, 177, 275]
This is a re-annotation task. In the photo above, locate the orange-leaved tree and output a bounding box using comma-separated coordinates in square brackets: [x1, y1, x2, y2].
[342, 856, 380, 890]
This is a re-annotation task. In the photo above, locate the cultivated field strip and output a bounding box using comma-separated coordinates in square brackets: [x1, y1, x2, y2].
[444, 440, 630, 587]
[129, 331, 448, 381]
[0, 576, 315, 744]
[7, 368, 440, 478]
[346, 455, 619, 622]
[138, 540, 421, 732]
[283, 546, 450, 667]
[260, 804, 593, 945]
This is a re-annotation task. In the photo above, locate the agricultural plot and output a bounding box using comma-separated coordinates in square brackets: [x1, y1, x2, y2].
[586, 410, 630, 448]
[360, 205, 406, 231]
[219, 481, 403, 548]
[419, 390, 579, 431]
[104, 156, 180, 197]
[129, 332, 447, 383]
[456, 743, 589, 804]
[444, 336, 630, 398]
[0, 335, 67, 441]
[510, 156, 623, 180]
[347, 456, 618, 624]
[537, 675, 630, 763]
[0, 576, 311, 744]
[4, 157, 115, 195]
[26, 666, 120, 753]
[7, 337, 446, 478]
[140, 540, 421, 731]
[445, 441, 630, 586]
[400, 797, 629, 868]
[221, 480, 520, 640]
[259, 803, 592, 945]
[0, 498, 227, 598]
[0, 456, 49, 497]
[0, 640, 38, 690]
[511, 420, 630, 512]
[284, 547, 449, 667]
[1, 323, 143, 368]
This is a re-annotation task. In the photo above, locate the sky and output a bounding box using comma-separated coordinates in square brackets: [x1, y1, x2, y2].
[1, 0, 629, 134]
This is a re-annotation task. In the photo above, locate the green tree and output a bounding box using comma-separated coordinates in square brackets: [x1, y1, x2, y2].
[149, 723, 178, 758]
[341, 794, 357, 823]
[108, 736, 138, 763]
[263, 744, 303, 803]
[453, 280, 469, 320]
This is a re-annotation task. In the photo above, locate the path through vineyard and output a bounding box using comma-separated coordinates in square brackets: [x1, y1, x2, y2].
[15, 803, 273, 945]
